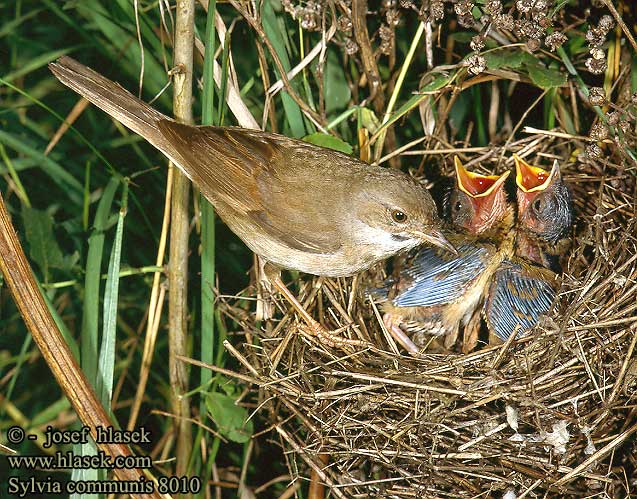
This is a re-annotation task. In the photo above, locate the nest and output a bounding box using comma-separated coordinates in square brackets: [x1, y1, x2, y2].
[220, 137, 637, 498]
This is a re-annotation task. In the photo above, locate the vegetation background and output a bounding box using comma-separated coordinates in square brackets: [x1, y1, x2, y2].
[0, 0, 635, 498]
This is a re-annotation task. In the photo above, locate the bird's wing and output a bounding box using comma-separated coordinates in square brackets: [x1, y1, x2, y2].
[483, 258, 557, 341]
[158, 122, 342, 254]
[392, 243, 492, 307]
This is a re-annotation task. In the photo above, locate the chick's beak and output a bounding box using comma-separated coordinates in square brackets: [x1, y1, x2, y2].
[411, 228, 458, 255]
[514, 154, 557, 193]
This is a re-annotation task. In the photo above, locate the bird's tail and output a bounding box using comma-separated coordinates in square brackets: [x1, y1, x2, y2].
[49, 56, 176, 160]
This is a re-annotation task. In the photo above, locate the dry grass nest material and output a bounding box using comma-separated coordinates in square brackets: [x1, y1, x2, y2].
[219, 137, 637, 498]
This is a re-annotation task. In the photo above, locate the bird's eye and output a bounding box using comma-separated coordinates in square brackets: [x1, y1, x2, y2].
[454, 201, 463, 212]
[533, 197, 544, 213]
[391, 209, 408, 223]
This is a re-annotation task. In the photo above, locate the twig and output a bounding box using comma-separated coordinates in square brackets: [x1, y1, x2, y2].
[169, 0, 195, 481]
[601, 0, 637, 54]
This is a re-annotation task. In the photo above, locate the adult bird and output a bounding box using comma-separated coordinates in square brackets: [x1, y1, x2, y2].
[49, 56, 455, 346]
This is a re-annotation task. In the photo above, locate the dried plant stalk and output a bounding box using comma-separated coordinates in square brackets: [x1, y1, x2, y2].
[169, 0, 195, 481]
[0, 193, 164, 499]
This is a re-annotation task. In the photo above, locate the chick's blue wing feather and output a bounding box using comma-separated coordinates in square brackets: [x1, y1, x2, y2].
[484, 259, 556, 340]
[392, 244, 491, 307]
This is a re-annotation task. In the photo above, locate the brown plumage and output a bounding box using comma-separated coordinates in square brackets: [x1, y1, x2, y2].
[49, 56, 455, 346]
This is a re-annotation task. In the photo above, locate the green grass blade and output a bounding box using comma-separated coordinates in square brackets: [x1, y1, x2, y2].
[2, 47, 78, 84]
[202, 1, 217, 124]
[0, 130, 83, 205]
[260, 1, 306, 137]
[82, 177, 120, 386]
[198, 3, 218, 492]
[216, 30, 232, 126]
[97, 182, 128, 407]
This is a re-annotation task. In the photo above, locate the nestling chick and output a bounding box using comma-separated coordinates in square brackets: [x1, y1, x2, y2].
[375, 157, 565, 353]
[514, 155, 573, 272]
[377, 159, 513, 354]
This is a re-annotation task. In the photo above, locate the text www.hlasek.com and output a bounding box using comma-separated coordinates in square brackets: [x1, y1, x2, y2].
[6, 451, 152, 470]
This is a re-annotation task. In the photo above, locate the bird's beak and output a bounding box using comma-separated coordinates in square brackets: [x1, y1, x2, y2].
[455, 156, 511, 198]
[412, 228, 458, 255]
[455, 156, 510, 217]
[514, 154, 558, 193]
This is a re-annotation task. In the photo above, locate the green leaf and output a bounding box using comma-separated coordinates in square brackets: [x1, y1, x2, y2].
[422, 73, 455, 92]
[1, 47, 78, 84]
[82, 178, 120, 388]
[206, 392, 254, 443]
[97, 183, 128, 408]
[449, 32, 475, 43]
[303, 133, 353, 154]
[21, 205, 66, 282]
[360, 107, 380, 134]
[324, 50, 351, 114]
[484, 50, 534, 70]
[527, 63, 567, 89]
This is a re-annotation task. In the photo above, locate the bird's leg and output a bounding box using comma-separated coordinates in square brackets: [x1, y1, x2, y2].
[264, 265, 367, 348]
[255, 255, 274, 321]
[444, 324, 460, 350]
[382, 313, 420, 356]
[462, 309, 482, 353]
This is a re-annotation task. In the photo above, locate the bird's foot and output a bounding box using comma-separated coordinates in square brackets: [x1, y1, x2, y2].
[300, 319, 369, 350]
[383, 313, 421, 356]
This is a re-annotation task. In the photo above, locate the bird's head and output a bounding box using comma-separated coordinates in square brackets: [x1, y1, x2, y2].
[514, 155, 572, 244]
[448, 157, 511, 235]
[353, 169, 456, 256]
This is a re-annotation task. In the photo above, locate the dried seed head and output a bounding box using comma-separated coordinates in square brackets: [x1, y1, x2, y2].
[585, 143, 603, 159]
[517, 19, 543, 39]
[495, 13, 515, 31]
[345, 38, 359, 55]
[606, 112, 622, 127]
[470, 34, 485, 51]
[585, 27, 606, 48]
[399, 0, 416, 8]
[532, 9, 548, 24]
[590, 47, 605, 60]
[598, 15, 615, 33]
[430, 1, 445, 20]
[485, 0, 502, 15]
[585, 57, 607, 74]
[281, 0, 298, 17]
[532, 0, 549, 11]
[588, 87, 606, 106]
[337, 15, 352, 34]
[466, 54, 486, 75]
[386, 9, 401, 26]
[301, 13, 318, 31]
[383, 0, 398, 8]
[589, 122, 608, 141]
[606, 111, 621, 126]
[631, 91, 637, 104]
[527, 38, 541, 51]
[454, 0, 474, 16]
[516, 0, 533, 13]
[379, 25, 393, 55]
[619, 120, 631, 134]
[545, 31, 567, 51]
